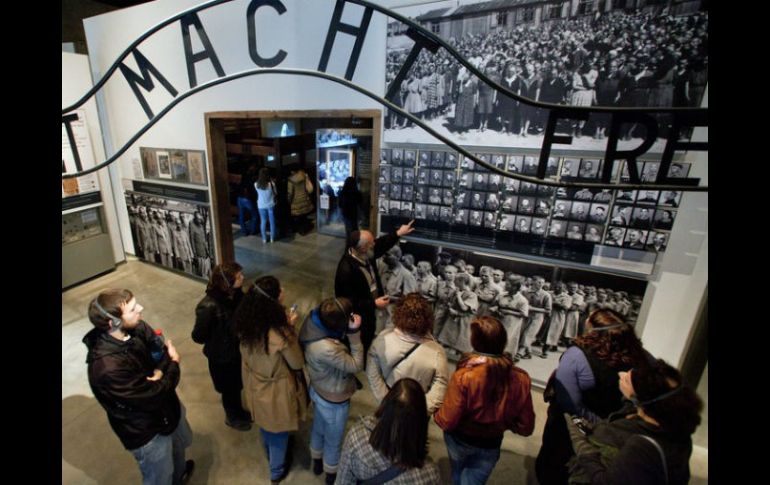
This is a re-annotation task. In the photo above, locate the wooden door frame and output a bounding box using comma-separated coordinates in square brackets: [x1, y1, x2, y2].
[205, 109, 382, 264]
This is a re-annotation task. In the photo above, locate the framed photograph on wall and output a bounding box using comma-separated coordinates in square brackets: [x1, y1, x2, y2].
[170, 151, 190, 182]
[187, 151, 207, 185]
[157, 151, 172, 179]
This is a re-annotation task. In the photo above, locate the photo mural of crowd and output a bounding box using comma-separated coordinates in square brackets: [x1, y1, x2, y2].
[375, 241, 646, 371]
[379, 148, 687, 252]
[386, 4, 708, 139]
[125, 192, 214, 280]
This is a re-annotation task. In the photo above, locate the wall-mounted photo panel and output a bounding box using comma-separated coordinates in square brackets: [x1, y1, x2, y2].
[623, 228, 648, 249]
[470, 191, 486, 209]
[414, 202, 427, 219]
[560, 158, 580, 179]
[442, 189, 454, 206]
[403, 167, 415, 184]
[487, 173, 502, 192]
[641, 162, 660, 182]
[417, 150, 430, 167]
[531, 217, 547, 236]
[427, 204, 441, 221]
[188, 152, 207, 185]
[646, 231, 669, 252]
[653, 209, 676, 230]
[517, 196, 535, 214]
[469, 210, 484, 226]
[537, 184, 556, 198]
[439, 206, 453, 223]
[460, 156, 475, 171]
[501, 194, 518, 213]
[589, 203, 609, 223]
[520, 181, 538, 195]
[604, 226, 626, 246]
[570, 201, 590, 221]
[472, 172, 488, 191]
[428, 187, 442, 204]
[404, 149, 417, 167]
[506, 155, 523, 173]
[546, 157, 559, 177]
[414, 185, 427, 203]
[445, 152, 459, 169]
[616, 189, 637, 203]
[593, 189, 613, 202]
[379, 167, 390, 183]
[402, 185, 414, 202]
[584, 224, 603, 242]
[502, 177, 519, 194]
[380, 148, 391, 165]
[485, 192, 501, 210]
[455, 190, 470, 208]
[658, 190, 681, 207]
[522, 156, 538, 175]
[157, 151, 172, 179]
[430, 150, 445, 167]
[667, 162, 691, 178]
[124, 191, 213, 280]
[389, 200, 401, 216]
[572, 187, 595, 201]
[429, 169, 443, 186]
[498, 213, 515, 231]
[391, 148, 404, 166]
[566, 222, 585, 240]
[514, 215, 532, 233]
[535, 198, 551, 216]
[492, 154, 506, 170]
[548, 220, 567, 238]
[483, 211, 497, 229]
[636, 190, 660, 205]
[577, 158, 601, 179]
[553, 199, 572, 219]
[443, 170, 456, 188]
[390, 184, 402, 200]
[391, 167, 404, 184]
[630, 207, 654, 229]
[417, 167, 429, 185]
[610, 204, 632, 226]
[379, 196, 389, 214]
[401, 201, 414, 218]
[454, 208, 469, 225]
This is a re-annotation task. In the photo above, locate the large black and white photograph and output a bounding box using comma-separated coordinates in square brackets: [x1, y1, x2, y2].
[385, 0, 708, 151]
[125, 191, 214, 280]
[375, 240, 648, 384]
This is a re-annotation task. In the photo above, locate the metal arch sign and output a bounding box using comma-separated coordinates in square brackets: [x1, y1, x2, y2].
[62, 0, 707, 192]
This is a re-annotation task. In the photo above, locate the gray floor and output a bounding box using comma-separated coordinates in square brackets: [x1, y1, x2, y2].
[62, 231, 707, 484]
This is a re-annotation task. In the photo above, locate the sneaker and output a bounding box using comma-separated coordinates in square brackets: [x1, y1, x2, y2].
[225, 416, 252, 431]
[325, 472, 337, 485]
[313, 458, 323, 476]
[181, 460, 195, 484]
[539, 351, 548, 359]
[548, 345, 558, 352]
[521, 350, 532, 359]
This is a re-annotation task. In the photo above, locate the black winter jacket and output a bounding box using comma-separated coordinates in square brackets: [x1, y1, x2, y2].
[334, 232, 399, 332]
[83, 321, 181, 450]
[192, 289, 243, 363]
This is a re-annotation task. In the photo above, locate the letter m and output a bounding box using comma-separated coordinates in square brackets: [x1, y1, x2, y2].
[119, 49, 179, 120]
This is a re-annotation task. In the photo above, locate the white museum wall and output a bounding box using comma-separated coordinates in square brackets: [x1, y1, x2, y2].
[81, 0, 707, 379]
[62, 51, 125, 264]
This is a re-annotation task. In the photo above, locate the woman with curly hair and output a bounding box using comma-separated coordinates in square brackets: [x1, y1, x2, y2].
[366, 293, 449, 414]
[336, 378, 440, 484]
[234, 275, 306, 484]
[535, 309, 652, 485]
[565, 359, 703, 484]
[435, 316, 535, 484]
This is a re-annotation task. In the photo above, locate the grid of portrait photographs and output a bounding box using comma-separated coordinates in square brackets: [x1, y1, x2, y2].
[391, 240, 649, 385]
[140, 147, 208, 186]
[380, 148, 690, 255]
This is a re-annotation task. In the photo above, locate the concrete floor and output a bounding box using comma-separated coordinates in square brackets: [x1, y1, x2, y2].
[62, 231, 707, 484]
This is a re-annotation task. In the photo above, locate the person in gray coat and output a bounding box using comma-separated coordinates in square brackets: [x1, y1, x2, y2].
[299, 297, 363, 485]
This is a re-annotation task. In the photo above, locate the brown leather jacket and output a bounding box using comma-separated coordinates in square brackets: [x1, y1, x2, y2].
[434, 357, 535, 448]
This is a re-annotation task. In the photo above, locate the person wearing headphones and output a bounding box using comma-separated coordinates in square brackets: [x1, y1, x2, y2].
[298, 297, 363, 485]
[565, 359, 703, 484]
[334, 220, 416, 355]
[83, 289, 194, 485]
[191, 262, 252, 431]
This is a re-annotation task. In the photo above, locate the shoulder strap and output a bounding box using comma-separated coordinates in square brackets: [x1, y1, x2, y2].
[637, 434, 668, 484]
[385, 342, 421, 385]
[358, 464, 403, 485]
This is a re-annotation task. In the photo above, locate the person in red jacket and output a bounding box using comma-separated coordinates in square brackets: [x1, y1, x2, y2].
[434, 316, 535, 484]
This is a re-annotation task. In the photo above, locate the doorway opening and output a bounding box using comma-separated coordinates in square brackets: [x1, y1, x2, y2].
[205, 110, 381, 265]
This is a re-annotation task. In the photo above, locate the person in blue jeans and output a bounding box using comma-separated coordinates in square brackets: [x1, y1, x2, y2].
[237, 165, 258, 236]
[299, 297, 363, 485]
[255, 167, 278, 243]
[434, 316, 535, 485]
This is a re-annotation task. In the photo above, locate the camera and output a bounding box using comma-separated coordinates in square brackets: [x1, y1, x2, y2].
[571, 416, 592, 435]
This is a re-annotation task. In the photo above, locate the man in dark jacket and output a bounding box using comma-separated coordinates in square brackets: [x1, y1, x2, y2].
[334, 221, 415, 354]
[83, 288, 194, 485]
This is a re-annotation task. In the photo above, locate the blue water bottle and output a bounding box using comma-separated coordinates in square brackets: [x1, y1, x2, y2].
[150, 328, 165, 363]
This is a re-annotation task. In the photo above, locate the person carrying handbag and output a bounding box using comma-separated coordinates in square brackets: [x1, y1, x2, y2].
[287, 168, 314, 235]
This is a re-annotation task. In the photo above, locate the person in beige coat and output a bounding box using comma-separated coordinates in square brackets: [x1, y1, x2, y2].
[234, 275, 307, 484]
[366, 293, 449, 415]
[287, 168, 314, 235]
